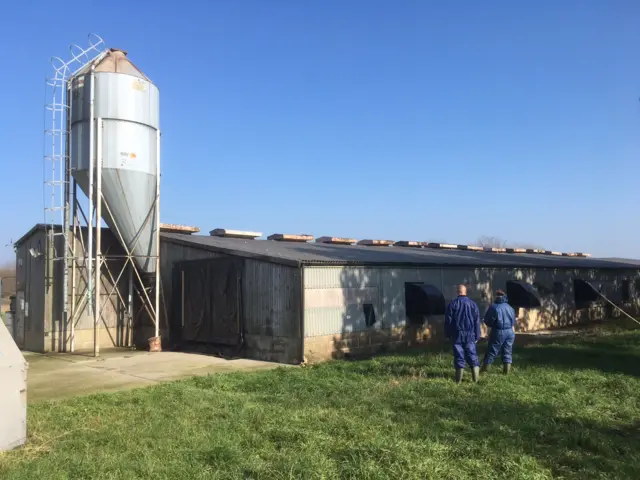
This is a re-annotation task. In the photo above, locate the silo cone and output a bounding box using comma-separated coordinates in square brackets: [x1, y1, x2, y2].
[70, 49, 159, 274]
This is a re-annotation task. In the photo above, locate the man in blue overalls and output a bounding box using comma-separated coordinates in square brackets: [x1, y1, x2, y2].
[445, 284, 481, 383]
[481, 290, 516, 374]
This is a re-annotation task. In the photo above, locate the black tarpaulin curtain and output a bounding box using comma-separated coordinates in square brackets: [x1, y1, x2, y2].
[405, 283, 446, 316]
[573, 278, 601, 309]
[179, 258, 242, 347]
[506, 280, 542, 308]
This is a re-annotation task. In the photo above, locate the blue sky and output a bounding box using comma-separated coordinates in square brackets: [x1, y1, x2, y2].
[1, 1, 639, 262]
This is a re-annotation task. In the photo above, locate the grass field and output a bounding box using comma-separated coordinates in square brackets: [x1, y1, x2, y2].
[2, 326, 640, 479]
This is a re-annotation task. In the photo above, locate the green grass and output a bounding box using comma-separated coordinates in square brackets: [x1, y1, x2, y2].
[2, 327, 640, 479]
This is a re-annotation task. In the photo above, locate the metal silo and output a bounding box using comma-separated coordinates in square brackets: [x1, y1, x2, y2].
[70, 48, 159, 273]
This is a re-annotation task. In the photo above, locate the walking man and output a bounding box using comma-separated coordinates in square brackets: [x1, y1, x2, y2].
[444, 284, 481, 383]
[481, 290, 516, 374]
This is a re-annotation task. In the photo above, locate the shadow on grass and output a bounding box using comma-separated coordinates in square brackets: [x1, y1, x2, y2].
[4, 331, 640, 479]
[190, 352, 640, 478]
[402, 393, 640, 478]
[332, 329, 640, 379]
[514, 329, 640, 377]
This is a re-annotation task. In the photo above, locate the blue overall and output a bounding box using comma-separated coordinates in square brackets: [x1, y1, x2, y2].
[483, 296, 516, 365]
[445, 295, 481, 369]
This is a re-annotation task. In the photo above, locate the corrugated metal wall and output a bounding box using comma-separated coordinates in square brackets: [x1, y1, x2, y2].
[243, 260, 301, 338]
[303, 265, 640, 338]
[159, 240, 302, 362]
[152, 240, 225, 345]
[303, 267, 379, 337]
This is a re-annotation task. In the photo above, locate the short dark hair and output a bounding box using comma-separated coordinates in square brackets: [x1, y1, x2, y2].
[495, 289, 506, 297]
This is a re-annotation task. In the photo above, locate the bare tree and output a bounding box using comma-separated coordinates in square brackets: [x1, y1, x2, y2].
[476, 236, 507, 248]
[476, 236, 545, 250]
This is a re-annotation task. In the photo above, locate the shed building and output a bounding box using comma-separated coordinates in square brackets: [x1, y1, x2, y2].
[160, 233, 640, 363]
[13, 224, 640, 363]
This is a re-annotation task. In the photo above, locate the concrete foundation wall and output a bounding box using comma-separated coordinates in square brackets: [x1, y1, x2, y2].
[304, 325, 440, 363]
[303, 265, 640, 362]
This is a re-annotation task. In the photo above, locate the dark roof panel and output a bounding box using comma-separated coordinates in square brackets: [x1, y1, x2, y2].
[160, 232, 639, 269]
[16, 225, 639, 269]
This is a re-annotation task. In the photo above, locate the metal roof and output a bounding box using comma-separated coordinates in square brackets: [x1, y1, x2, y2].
[15, 225, 639, 270]
[13, 224, 114, 248]
[596, 257, 640, 266]
[160, 232, 640, 269]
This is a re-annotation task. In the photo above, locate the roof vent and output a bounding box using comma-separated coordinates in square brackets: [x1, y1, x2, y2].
[456, 245, 483, 251]
[316, 236, 357, 245]
[210, 229, 262, 239]
[394, 241, 424, 248]
[267, 234, 313, 242]
[357, 239, 394, 247]
[425, 243, 458, 250]
[160, 223, 200, 235]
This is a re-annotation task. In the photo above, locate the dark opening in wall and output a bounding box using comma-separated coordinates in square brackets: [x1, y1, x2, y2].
[533, 282, 552, 296]
[622, 280, 631, 303]
[573, 278, 600, 309]
[506, 280, 542, 308]
[405, 282, 446, 324]
[363, 303, 376, 327]
[552, 282, 564, 295]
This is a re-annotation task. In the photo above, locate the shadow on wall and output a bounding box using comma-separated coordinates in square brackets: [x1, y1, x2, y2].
[460, 267, 626, 334]
[331, 264, 453, 361]
[318, 258, 635, 361]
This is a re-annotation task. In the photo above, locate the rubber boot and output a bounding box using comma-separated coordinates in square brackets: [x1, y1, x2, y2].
[455, 368, 464, 384]
[472, 366, 480, 383]
[480, 363, 489, 374]
[503, 363, 511, 375]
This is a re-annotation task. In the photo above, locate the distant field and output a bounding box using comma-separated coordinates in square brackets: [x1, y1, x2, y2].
[1, 325, 639, 479]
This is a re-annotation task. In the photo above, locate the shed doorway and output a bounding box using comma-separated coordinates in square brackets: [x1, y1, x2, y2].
[174, 257, 243, 348]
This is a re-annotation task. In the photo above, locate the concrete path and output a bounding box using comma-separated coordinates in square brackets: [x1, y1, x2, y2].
[24, 350, 280, 403]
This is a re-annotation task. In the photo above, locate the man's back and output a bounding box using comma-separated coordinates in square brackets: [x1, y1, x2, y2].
[445, 285, 482, 383]
[445, 295, 481, 343]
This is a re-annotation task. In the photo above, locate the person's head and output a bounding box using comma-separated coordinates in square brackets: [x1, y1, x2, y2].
[495, 289, 508, 303]
[457, 284, 467, 296]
